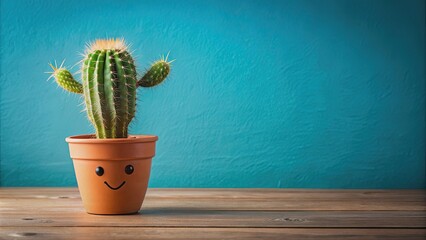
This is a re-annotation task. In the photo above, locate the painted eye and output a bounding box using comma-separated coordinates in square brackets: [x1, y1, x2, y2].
[125, 165, 134, 175]
[96, 167, 104, 176]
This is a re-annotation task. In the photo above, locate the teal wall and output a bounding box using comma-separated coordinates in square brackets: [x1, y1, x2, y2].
[1, 0, 424, 188]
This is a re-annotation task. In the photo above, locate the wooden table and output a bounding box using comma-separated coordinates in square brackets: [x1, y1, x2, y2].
[0, 188, 425, 239]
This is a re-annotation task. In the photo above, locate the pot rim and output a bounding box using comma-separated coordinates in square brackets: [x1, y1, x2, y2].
[66, 134, 158, 144]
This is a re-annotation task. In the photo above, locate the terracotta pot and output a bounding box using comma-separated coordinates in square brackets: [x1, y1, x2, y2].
[66, 134, 158, 215]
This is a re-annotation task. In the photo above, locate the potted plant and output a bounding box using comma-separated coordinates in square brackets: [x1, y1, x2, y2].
[48, 38, 172, 215]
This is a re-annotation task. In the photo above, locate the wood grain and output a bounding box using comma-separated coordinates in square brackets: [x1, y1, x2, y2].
[1, 210, 424, 228]
[1, 188, 424, 211]
[0, 188, 425, 239]
[1, 227, 426, 240]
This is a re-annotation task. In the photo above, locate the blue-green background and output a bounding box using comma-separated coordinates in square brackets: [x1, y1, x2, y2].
[0, 0, 424, 188]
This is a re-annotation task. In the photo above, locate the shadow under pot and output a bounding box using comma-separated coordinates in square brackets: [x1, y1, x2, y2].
[66, 134, 158, 215]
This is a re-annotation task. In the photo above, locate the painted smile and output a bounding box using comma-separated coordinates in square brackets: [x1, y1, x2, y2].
[104, 181, 126, 190]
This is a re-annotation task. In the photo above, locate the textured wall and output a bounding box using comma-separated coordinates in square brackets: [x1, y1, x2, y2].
[0, 0, 424, 188]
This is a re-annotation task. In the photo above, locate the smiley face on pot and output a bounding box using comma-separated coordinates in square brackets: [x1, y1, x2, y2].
[95, 165, 135, 190]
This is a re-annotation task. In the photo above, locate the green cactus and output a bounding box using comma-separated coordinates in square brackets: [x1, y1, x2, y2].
[48, 39, 172, 138]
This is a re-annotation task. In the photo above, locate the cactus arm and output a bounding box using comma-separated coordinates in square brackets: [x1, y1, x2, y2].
[138, 60, 171, 87]
[49, 64, 83, 94]
[103, 50, 117, 138]
[114, 53, 129, 138]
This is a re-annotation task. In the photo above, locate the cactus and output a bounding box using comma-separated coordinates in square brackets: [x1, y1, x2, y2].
[48, 39, 172, 138]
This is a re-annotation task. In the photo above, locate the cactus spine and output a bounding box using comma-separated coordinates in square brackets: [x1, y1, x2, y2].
[49, 39, 172, 138]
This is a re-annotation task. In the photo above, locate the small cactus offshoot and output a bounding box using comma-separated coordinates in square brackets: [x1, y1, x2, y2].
[48, 39, 173, 138]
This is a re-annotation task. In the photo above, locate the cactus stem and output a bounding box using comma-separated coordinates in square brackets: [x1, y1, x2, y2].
[51, 38, 171, 138]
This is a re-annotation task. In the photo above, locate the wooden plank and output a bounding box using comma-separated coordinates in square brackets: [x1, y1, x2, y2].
[2, 188, 425, 200]
[2, 198, 424, 211]
[1, 209, 424, 228]
[1, 188, 425, 239]
[1, 188, 424, 211]
[1, 227, 426, 240]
